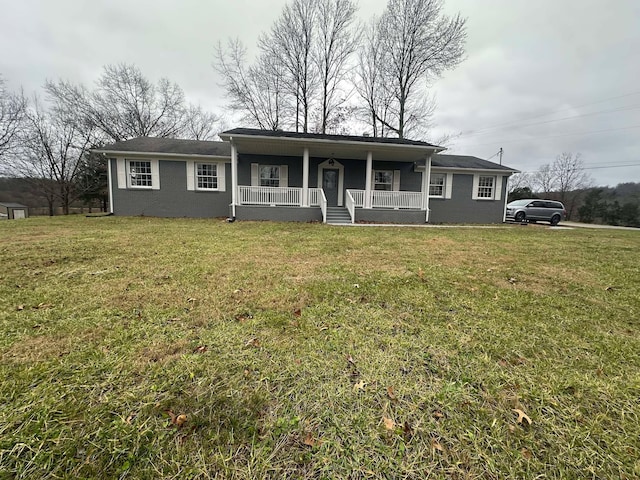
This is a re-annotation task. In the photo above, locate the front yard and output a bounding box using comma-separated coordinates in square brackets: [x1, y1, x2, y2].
[0, 217, 638, 479]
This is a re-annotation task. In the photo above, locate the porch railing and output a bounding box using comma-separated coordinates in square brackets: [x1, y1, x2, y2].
[346, 189, 425, 210]
[319, 189, 327, 223]
[345, 189, 356, 223]
[238, 186, 322, 207]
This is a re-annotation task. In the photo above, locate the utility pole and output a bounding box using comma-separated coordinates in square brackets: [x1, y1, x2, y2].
[498, 147, 503, 165]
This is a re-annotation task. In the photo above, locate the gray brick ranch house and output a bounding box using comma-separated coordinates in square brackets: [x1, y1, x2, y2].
[94, 128, 518, 224]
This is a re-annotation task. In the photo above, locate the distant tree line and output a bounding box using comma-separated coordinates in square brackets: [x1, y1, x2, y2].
[508, 152, 639, 227]
[0, 66, 225, 215]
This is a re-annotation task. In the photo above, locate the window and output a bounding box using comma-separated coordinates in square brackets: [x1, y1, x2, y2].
[429, 173, 445, 197]
[129, 160, 152, 187]
[260, 166, 280, 187]
[374, 170, 393, 191]
[196, 163, 218, 190]
[477, 176, 495, 198]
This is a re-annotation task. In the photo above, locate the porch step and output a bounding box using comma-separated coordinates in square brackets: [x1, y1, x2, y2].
[326, 207, 352, 225]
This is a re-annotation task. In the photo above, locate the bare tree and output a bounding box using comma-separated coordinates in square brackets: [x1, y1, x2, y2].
[313, 0, 359, 133]
[214, 40, 289, 130]
[183, 104, 226, 141]
[366, 0, 466, 138]
[0, 75, 27, 163]
[46, 64, 209, 142]
[16, 97, 94, 215]
[532, 163, 555, 195]
[260, 0, 318, 133]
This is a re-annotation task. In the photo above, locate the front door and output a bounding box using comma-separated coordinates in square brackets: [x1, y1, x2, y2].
[322, 169, 339, 206]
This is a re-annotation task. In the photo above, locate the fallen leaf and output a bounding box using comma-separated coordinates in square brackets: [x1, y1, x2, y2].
[508, 277, 517, 284]
[512, 408, 532, 425]
[431, 438, 444, 452]
[302, 432, 319, 447]
[432, 410, 444, 420]
[245, 337, 260, 348]
[166, 409, 176, 424]
[387, 386, 398, 401]
[175, 414, 187, 427]
[520, 448, 532, 459]
[353, 380, 367, 391]
[508, 425, 516, 433]
[16, 305, 24, 311]
[293, 308, 302, 317]
[125, 412, 137, 424]
[382, 416, 395, 430]
[346, 355, 356, 366]
[233, 289, 243, 294]
[417, 267, 424, 280]
[403, 421, 414, 438]
[243, 369, 250, 377]
[193, 345, 207, 354]
[187, 297, 196, 303]
[235, 313, 253, 323]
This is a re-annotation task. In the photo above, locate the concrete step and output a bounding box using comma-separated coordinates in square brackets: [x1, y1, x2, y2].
[326, 207, 352, 224]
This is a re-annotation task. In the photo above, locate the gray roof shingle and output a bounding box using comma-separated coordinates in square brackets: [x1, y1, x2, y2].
[221, 128, 442, 148]
[96, 137, 230, 156]
[433, 154, 518, 172]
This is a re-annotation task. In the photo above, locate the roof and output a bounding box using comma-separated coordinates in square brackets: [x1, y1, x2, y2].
[0, 202, 28, 208]
[433, 154, 519, 172]
[220, 128, 443, 149]
[94, 137, 230, 157]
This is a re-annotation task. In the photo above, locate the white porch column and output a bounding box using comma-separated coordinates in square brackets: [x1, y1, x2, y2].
[231, 141, 238, 217]
[424, 155, 432, 222]
[302, 147, 309, 207]
[364, 151, 373, 209]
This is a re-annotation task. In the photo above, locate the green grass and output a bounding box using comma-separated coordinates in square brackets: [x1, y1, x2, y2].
[0, 216, 639, 479]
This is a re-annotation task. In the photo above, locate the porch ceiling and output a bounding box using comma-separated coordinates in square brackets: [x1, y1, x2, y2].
[228, 136, 439, 163]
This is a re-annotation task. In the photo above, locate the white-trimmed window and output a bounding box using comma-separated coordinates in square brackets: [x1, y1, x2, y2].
[251, 163, 289, 188]
[374, 170, 393, 191]
[197, 163, 218, 190]
[129, 160, 152, 187]
[186, 161, 226, 191]
[429, 173, 445, 197]
[472, 174, 502, 200]
[477, 175, 495, 198]
[117, 159, 160, 190]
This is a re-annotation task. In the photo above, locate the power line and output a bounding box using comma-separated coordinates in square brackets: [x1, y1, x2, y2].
[461, 104, 640, 139]
[515, 163, 640, 175]
[460, 90, 640, 137]
[463, 124, 640, 148]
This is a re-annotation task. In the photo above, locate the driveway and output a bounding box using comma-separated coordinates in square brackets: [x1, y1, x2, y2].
[560, 221, 639, 231]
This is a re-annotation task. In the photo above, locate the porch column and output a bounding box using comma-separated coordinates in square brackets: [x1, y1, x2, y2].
[302, 147, 309, 207]
[364, 151, 373, 209]
[231, 141, 238, 217]
[424, 155, 432, 222]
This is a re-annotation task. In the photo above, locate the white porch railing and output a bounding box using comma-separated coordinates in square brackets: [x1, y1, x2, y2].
[345, 189, 356, 223]
[319, 189, 327, 223]
[238, 186, 322, 207]
[346, 189, 425, 210]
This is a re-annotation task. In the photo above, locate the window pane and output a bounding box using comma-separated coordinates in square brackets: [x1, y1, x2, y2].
[259, 166, 280, 187]
[129, 161, 152, 187]
[196, 163, 218, 189]
[477, 176, 494, 198]
[374, 170, 393, 191]
[429, 174, 445, 197]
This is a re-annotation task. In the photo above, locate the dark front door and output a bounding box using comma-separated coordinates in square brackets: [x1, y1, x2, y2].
[322, 168, 339, 206]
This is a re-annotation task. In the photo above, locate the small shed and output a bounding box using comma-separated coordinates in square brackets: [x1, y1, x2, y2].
[0, 202, 29, 220]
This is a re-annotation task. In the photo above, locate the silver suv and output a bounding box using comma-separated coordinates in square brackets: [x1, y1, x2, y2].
[506, 199, 566, 226]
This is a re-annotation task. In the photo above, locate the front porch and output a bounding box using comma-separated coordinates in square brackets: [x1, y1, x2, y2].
[236, 185, 428, 224]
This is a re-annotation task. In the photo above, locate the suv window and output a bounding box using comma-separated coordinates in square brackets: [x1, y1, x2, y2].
[530, 201, 545, 207]
[544, 201, 562, 208]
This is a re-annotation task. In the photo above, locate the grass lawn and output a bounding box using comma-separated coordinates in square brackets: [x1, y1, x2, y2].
[0, 216, 639, 479]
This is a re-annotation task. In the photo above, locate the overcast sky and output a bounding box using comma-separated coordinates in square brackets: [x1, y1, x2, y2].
[1, 0, 638, 186]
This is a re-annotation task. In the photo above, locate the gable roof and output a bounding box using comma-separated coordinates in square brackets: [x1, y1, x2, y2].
[220, 128, 443, 149]
[0, 202, 28, 208]
[94, 137, 230, 157]
[433, 154, 519, 172]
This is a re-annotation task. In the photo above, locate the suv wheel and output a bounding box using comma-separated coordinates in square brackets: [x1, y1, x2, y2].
[515, 212, 526, 222]
[550, 214, 561, 226]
